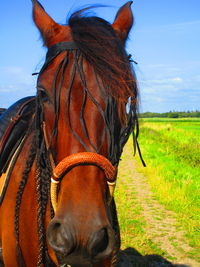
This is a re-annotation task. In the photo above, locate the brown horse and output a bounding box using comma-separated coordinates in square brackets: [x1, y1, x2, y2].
[0, 1, 140, 266]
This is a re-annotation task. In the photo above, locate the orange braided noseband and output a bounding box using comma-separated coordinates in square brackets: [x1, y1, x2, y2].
[51, 152, 117, 212]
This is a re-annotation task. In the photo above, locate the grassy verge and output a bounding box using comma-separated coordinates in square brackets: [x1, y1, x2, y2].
[115, 145, 168, 258]
[134, 118, 200, 260]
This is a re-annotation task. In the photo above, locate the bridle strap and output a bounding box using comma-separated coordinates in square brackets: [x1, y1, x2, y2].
[46, 41, 78, 61]
[52, 152, 116, 183]
[39, 41, 78, 75]
[50, 152, 117, 212]
[42, 122, 55, 169]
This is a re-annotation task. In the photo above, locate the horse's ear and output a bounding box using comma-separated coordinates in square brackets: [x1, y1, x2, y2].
[112, 1, 133, 42]
[32, 0, 61, 46]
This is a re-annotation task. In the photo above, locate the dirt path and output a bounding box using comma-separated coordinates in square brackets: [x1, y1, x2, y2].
[116, 145, 200, 267]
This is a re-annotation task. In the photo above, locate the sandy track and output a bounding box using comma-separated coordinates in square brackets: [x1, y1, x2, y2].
[116, 145, 200, 267]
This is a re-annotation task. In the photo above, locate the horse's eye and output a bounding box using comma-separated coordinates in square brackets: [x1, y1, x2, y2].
[37, 87, 51, 103]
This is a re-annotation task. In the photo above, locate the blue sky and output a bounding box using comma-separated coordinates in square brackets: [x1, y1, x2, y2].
[0, 0, 200, 112]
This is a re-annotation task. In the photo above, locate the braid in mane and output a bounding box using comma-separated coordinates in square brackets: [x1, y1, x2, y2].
[35, 94, 55, 267]
[35, 148, 53, 267]
[14, 128, 37, 267]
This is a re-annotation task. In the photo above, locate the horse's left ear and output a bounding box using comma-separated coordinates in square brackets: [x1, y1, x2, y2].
[32, 0, 62, 47]
[112, 1, 134, 41]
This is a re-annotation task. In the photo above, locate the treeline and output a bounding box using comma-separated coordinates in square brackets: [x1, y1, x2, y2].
[1, 108, 200, 119]
[139, 111, 200, 118]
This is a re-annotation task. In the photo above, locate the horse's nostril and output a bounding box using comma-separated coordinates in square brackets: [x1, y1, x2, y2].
[90, 228, 109, 257]
[47, 219, 74, 255]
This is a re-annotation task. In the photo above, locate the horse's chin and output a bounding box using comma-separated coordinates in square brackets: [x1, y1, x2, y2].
[57, 252, 95, 267]
[59, 261, 93, 267]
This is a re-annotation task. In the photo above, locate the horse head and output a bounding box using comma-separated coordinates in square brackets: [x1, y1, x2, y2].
[32, 1, 137, 265]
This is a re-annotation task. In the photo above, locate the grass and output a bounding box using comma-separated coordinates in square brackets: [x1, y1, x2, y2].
[112, 117, 200, 263]
[133, 117, 200, 259]
[115, 142, 169, 258]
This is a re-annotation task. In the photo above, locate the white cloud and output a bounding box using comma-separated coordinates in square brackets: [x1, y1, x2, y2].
[0, 66, 37, 107]
[171, 77, 182, 83]
[2, 66, 24, 74]
[135, 62, 200, 112]
[141, 77, 183, 85]
[168, 20, 200, 28]
[0, 66, 36, 86]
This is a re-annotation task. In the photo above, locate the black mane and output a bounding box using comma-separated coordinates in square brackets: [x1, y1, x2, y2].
[68, 10, 138, 122]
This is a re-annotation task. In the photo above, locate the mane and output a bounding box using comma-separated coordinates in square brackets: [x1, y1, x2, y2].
[68, 10, 138, 123]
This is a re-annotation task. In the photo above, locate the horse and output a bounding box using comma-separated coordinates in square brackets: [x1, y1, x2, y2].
[0, 1, 140, 266]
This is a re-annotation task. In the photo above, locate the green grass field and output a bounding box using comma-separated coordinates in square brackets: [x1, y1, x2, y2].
[115, 117, 200, 263]
[137, 118, 200, 252]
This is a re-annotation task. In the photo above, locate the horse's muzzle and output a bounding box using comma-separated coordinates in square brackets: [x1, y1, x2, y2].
[47, 218, 115, 265]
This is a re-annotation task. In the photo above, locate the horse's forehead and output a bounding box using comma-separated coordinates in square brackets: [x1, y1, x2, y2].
[37, 53, 73, 87]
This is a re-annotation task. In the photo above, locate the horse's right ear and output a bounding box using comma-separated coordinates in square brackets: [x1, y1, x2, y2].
[32, 0, 62, 47]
